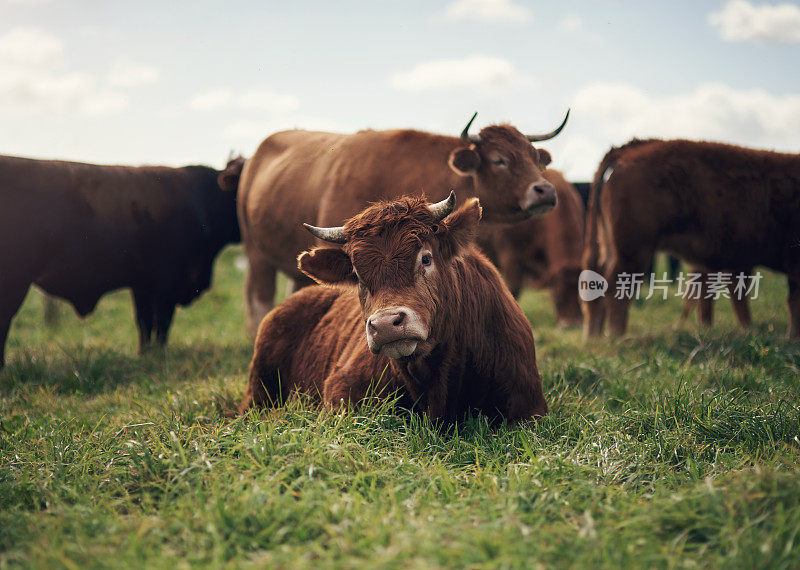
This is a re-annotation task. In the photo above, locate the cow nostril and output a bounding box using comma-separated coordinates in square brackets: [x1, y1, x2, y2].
[534, 185, 545, 195]
[367, 319, 377, 335]
[392, 312, 406, 327]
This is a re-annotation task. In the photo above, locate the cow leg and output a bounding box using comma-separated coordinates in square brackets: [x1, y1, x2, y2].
[730, 296, 752, 329]
[154, 300, 176, 347]
[244, 253, 276, 338]
[581, 258, 606, 338]
[131, 289, 155, 353]
[605, 251, 652, 337]
[581, 210, 606, 338]
[42, 293, 61, 327]
[788, 272, 800, 339]
[680, 296, 694, 323]
[697, 296, 714, 326]
[0, 281, 31, 369]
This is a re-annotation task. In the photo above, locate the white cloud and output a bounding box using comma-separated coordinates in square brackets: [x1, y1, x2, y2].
[0, 69, 127, 115]
[4, 0, 55, 4]
[390, 55, 526, 92]
[0, 27, 62, 67]
[0, 27, 128, 116]
[189, 88, 301, 113]
[551, 81, 800, 180]
[224, 115, 352, 150]
[557, 14, 584, 34]
[107, 61, 159, 87]
[238, 89, 300, 114]
[709, 0, 800, 43]
[189, 88, 233, 111]
[440, 0, 532, 24]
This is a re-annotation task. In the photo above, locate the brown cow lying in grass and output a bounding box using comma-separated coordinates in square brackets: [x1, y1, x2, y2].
[240, 193, 548, 424]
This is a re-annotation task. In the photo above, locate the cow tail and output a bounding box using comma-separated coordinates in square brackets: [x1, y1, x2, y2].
[584, 147, 620, 274]
[585, 138, 657, 273]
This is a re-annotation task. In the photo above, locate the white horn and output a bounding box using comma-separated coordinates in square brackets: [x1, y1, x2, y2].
[429, 191, 456, 221]
[303, 223, 347, 244]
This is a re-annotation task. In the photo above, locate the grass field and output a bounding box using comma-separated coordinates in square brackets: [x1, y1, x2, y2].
[2, 246, 799, 568]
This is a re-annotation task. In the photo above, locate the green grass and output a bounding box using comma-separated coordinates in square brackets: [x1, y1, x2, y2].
[2, 248, 799, 568]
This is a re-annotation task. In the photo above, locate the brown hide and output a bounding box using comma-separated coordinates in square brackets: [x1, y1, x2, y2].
[241, 196, 548, 424]
[478, 169, 585, 327]
[237, 118, 564, 335]
[581, 139, 800, 338]
[0, 155, 243, 367]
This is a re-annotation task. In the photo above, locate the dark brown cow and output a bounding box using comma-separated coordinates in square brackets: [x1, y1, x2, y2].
[237, 111, 569, 335]
[478, 168, 585, 327]
[582, 139, 800, 338]
[0, 155, 244, 367]
[240, 194, 548, 424]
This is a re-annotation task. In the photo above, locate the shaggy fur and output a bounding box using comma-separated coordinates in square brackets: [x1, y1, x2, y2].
[240, 196, 548, 424]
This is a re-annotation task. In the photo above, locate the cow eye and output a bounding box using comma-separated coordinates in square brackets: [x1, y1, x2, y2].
[421, 254, 432, 267]
[492, 157, 507, 167]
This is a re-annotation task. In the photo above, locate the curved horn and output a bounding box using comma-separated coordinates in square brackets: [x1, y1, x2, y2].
[460, 112, 481, 145]
[526, 108, 570, 142]
[429, 191, 456, 221]
[303, 223, 347, 244]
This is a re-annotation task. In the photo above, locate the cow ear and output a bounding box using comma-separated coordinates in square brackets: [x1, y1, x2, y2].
[437, 198, 482, 259]
[218, 157, 244, 191]
[298, 247, 357, 287]
[536, 148, 552, 169]
[448, 148, 481, 176]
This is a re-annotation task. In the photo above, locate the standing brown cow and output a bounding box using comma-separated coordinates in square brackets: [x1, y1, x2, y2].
[240, 194, 548, 424]
[0, 155, 244, 367]
[479, 168, 585, 327]
[237, 112, 569, 335]
[582, 138, 800, 338]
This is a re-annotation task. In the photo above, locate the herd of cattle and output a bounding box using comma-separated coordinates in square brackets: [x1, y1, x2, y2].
[2, 111, 799, 422]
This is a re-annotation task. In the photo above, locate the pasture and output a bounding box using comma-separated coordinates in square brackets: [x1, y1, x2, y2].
[2, 246, 799, 568]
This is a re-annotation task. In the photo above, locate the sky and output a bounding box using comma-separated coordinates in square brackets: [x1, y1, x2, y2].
[1, 0, 799, 180]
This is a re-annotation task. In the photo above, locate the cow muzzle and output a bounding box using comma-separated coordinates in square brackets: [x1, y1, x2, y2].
[365, 307, 428, 359]
[521, 180, 557, 216]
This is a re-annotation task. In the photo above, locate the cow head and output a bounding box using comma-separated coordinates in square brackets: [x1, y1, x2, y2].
[448, 111, 568, 223]
[218, 155, 245, 192]
[298, 192, 480, 360]
[174, 159, 243, 306]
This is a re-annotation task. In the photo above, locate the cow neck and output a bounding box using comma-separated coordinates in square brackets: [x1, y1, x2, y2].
[390, 247, 510, 417]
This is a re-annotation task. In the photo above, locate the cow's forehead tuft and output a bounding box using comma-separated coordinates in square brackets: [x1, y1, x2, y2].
[477, 125, 534, 159]
[343, 195, 437, 236]
[343, 196, 437, 287]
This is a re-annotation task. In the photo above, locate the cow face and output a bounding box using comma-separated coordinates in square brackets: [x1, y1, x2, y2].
[298, 195, 481, 360]
[449, 126, 557, 224]
[174, 161, 242, 306]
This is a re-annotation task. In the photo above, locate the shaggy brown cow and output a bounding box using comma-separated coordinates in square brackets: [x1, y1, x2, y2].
[582, 138, 800, 338]
[0, 155, 244, 367]
[237, 111, 569, 335]
[240, 194, 548, 424]
[478, 168, 585, 327]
